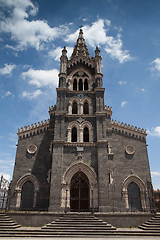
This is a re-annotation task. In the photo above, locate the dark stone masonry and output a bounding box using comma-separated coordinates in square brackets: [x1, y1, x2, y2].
[8, 29, 155, 216]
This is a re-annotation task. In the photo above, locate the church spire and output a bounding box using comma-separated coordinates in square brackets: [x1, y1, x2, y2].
[70, 29, 91, 60]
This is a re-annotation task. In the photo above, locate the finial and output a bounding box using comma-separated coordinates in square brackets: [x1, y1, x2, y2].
[95, 46, 100, 56]
[78, 28, 83, 38]
[62, 46, 67, 56]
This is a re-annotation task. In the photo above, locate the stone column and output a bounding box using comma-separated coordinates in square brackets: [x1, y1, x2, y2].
[67, 129, 71, 142]
[80, 102, 83, 115]
[15, 190, 21, 209]
[79, 128, 83, 142]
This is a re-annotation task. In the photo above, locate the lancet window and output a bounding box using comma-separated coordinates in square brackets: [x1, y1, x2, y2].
[83, 127, 89, 142]
[83, 101, 89, 114]
[67, 121, 93, 143]
[72, 101, 78, 114]
[72, 127, 77, 142]
[84, 79, 88, 90]
[68, 97, 92, 115]
[71, 77, 90, 91]
[79, 79, 83, 91]
[73, 79, 77, 91]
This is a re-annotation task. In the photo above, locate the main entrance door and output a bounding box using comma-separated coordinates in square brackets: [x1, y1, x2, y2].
[70, 171, 89, 211]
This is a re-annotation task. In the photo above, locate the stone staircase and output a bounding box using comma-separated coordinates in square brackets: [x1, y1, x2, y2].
[139, 213, 160, 231]
[41, 213, 116, 235]
[0, 213, 21, 229]
[0, 213, 160, 237]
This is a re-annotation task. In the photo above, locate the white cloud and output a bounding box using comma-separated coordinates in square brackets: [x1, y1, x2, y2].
[66, 19, 108, 47]
[1, 91, 14, 99]
[141, 88, 145, 92]
[152, 172, 160, 177]
[105, 34, 131, 63]
[0, 1, 131, 63]
[147, 126, 160, 137]
[118, 80, 127, 85]
[0, 64, 16, 75]
[5, 91, 12, 96]
[22, 89, 43, 99]
[105, 19, 111, 26]
[49, 46, 73, 61]
[82, 18, 88, 22]
[49, 47, 62, 61]
[121, 101, 127, 107]
[150, 58, 160, 73]
[0, 0, 68, 50]
[65, 19, 132, 63]
[22, 68, 59, 87]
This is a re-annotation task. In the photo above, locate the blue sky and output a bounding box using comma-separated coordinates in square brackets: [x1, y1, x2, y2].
[0, 0, 160, 189]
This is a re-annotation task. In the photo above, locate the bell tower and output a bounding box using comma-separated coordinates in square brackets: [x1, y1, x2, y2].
[49, 29, 112, 212]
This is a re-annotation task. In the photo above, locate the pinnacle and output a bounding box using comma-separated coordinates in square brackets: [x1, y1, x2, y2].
[70, 29, 91, 60]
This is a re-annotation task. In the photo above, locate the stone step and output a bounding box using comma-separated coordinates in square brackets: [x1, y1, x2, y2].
[0, 213, 21, 229]
[144, 222, 160, 226]
[0, 219, 14, 223]
[42, 225, 115, 230]
[0, 222, 19, 226]
[42, 214, 116, 232]
[43, 223, 114, 227]
[0, 230, 160, 237]
[138, 214, 160, 231]
[54, 219, 104, 224]
[58, 217, 98, 220]
[0, 216, 11, 220]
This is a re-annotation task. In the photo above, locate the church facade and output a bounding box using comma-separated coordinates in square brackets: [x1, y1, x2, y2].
[9, 30, 154, 213]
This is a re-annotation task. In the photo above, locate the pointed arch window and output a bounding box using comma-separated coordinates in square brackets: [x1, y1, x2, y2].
[79, 79, 83, 91]
[73, 79, 77, 91]
[83, 127, 89, 142]
[72, 127, 77, 142]
[72, 102, 78, 114]
[83, 101, 89, 114]
[84, 79, 88, 90]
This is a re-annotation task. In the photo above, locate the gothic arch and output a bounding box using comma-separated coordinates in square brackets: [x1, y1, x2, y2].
[81, 121, 93, 142]
[68, 97, 80, 114]
[122, 174, 147, 211]
[67, 68, 92, 91]
[68, 96, 93, 115]
[15, 172, 40, 209]
[82, 97, 93, 114]
[67, 121, 80, 142]
[67, 120, 93, 142]
[61, 161, 98, 210]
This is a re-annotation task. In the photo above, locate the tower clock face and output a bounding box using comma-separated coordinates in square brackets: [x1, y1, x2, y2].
[78, 93, 84, 98]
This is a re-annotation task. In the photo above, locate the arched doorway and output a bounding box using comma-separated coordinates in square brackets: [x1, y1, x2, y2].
[127, 182, 142, 211]
[21, 181, 34, 210]
[70, 171, 89, 211]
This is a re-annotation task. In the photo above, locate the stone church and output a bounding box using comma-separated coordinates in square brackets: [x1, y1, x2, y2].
[9, 29, 154, 213]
